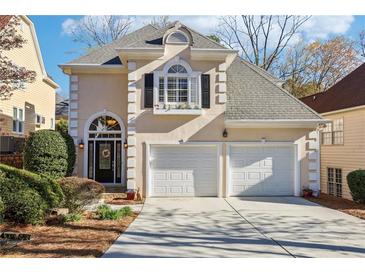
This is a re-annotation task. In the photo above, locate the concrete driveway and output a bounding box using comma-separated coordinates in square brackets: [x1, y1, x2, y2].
[103, 197, 365, 258]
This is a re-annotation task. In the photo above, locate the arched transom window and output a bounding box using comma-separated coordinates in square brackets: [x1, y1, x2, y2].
[154, 59, 201, 109]
[166, 31, 189, 44]
[88, 115, 122, 139]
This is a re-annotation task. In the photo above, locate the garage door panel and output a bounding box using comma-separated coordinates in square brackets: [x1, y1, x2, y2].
[230, 145, 294, 196]
[150, 145, 218, 197]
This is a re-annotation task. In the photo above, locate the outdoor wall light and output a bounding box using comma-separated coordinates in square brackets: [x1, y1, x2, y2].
[222, 128, 228, 138]
[78, 139, 84, 149]
[124, 140, 128, 149]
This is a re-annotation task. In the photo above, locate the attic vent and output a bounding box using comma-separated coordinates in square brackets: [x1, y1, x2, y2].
[166, 31, 189, 44]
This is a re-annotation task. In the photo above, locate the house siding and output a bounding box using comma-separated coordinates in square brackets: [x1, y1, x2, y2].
[321, 107, 365, 200]
[0, 17, 56, 138]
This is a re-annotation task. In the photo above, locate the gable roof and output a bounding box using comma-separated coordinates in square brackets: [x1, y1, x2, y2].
[300, 63, 365, 114]
[225, 57, 322, 121]
[67, 21, 225, 65]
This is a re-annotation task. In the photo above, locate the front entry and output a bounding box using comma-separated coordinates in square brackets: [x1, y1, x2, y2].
[95, 141, 114, 183]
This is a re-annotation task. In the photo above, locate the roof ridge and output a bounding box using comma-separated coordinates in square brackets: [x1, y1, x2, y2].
[236, 57, 322, 119]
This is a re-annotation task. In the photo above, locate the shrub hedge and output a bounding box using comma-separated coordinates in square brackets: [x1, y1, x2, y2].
[23, 130, 68, 179]
[0, 197, 4, 223]
[0, 164, 63, 208]
[4, 189, 47, 225]
[58, 177, 105, 213]
[60, 132, 76, 177]
[347, 169, 365, 203]
[96, 204, 132, 220]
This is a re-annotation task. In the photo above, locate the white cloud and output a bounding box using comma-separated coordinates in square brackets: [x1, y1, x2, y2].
[302, 16, 354, 40]
[61, 18, 78, 35]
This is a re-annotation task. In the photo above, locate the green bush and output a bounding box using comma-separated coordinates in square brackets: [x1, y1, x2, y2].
[347, 169, 365, 203]
[96, 204, 132, 220]
[58, 177, 105, 213]
[60, 132, 76, 177]
[62, 213, 83, 223]
[4, 189, 47, 225]
[0, 164, 63, 208]
[23, 129, 68, 179]
[0, 197, 4, 223]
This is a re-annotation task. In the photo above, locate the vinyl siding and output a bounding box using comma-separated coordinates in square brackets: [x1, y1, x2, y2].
[0, 17, 56, 137]
[321, 107, 365, 200]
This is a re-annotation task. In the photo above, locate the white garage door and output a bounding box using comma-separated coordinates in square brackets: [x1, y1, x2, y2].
[229, 145, 295, 196]
[149, 145, 218, 197]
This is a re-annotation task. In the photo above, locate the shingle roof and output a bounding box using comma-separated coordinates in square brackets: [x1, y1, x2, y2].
[225, 57, 322, 120]
[68, 22, 224, 65]
[300, 63, 365, 114]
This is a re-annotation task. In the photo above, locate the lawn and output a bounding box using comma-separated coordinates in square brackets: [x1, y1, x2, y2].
[0, 211, 138, 258]
[306, 193, 365, 220]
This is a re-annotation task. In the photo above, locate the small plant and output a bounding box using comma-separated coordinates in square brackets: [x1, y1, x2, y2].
[96, 204, 132, 220]
[302, 187, 313, 198]
[62, 213, 83, 223]
[347, 169, 365, 203]
[59, 177, 105, 213]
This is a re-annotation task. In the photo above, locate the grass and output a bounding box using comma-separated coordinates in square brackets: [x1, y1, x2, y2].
[96, 205, 133, 220]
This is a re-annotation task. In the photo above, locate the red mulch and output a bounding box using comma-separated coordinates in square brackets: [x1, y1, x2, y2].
[103, 193, 144, 206]
[306, 193, 365, 220]
[0, 213, 138, 258]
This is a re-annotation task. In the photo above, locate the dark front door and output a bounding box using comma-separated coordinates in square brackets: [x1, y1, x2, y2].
[95, 141, 114, 182]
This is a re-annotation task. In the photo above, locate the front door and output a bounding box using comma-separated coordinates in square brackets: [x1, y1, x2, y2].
[95, 141, 114, 183]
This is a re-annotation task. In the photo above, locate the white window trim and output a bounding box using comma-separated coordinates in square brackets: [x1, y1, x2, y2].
[322, 118, 344, 145]
[153, 58, 201, 109]
[12, 107, 24, 134]
[165, 30, 190, 45]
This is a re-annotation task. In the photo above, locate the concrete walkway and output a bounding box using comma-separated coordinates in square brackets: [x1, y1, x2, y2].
[103, 197, 365, 258]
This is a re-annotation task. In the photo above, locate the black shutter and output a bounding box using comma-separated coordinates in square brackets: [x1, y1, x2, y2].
[144, 73, 154, 108]
[201, 74, 210, 108]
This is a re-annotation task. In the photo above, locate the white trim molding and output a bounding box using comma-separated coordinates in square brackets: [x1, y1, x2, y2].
[225, 119, 325, 128]
[321, 105, 365, 116]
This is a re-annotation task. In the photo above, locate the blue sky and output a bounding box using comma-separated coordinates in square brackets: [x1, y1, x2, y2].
[29, 16, 365, 99]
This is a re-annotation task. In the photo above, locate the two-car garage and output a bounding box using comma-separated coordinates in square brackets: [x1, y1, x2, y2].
[148, 143, 297, 197]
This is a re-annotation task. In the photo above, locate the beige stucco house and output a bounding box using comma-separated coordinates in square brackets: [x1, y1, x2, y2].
[60, 22, 324, 198]
[301, 63, 365, 200]
[0, 16, 58, 153]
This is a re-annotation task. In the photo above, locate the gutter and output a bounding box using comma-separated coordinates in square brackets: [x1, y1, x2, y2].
[225, 119, 327, 129]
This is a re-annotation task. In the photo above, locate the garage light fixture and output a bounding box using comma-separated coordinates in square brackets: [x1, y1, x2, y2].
[222, 128, 228, 138]
[78, 139, 84, 149]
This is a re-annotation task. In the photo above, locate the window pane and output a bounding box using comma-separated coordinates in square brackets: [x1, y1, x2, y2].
[333, 131, 343, 144]
[18, 109, 23, 121]
[167, 77, 177, 102]
[12, 120, 17, 132]
[322, 132, 332, 145]
[178, 78, 188, 102]
[13, 107, 17, 119]
[168, 64, 187, 73]
[190, 77, 198, 105]
[159, 77, 164, 102]
[88, 142, 94, 179]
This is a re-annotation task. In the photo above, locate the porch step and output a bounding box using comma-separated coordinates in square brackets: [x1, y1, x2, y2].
[102, 184, 127, 195]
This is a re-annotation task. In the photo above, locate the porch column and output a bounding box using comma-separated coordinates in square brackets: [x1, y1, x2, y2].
[127, 61, 137, 190]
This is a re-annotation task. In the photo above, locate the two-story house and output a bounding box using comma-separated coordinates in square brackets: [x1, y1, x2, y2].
[301, 63, 365, 200]
[60, 22, 323, 198]
[0, 16, 58, 153]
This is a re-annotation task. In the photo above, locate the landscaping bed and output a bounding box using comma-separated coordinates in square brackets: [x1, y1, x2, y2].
[306, 193, 365, 220]
[104, 193, 144, 206]
[0, 212, 138, 258]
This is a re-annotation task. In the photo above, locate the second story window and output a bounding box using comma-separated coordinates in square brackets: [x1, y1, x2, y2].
[322, 118, 344, 145]
[13, 107, 24, 134]
[154, 58, 201, 109]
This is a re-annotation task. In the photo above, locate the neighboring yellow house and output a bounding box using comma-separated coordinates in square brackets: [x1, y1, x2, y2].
[61, 22, 324, 198]
[0, 15, 58, 153]
[301, 63, 365, 200]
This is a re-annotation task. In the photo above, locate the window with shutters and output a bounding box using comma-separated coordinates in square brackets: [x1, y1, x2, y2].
[153, 58, 202, 115]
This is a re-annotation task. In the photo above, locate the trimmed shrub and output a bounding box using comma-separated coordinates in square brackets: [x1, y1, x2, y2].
[4, 189, 47, 225]
[0, 197, 4, 223]
[96, 204, 132, 220]
[347, 169, 365, 203]
[24, 130, 68, 179]
[0, 164, 63, 208]
[60, 132, 76, 177]
[58, 177, 105, 213]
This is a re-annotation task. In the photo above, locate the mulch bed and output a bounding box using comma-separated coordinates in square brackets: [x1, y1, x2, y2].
[0, 212, 138, 258]
[306, 193, 365, 220]
[103, 193, 144, 206]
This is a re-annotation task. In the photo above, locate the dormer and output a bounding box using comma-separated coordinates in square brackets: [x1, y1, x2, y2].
[163, 22, 193, 46]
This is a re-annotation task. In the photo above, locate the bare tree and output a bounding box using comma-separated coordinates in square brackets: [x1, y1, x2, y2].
[148, 16, 172, 29]
[359, 30, 365, 58]
[216, 15, 311, 71]
[69, 16, 134, 48]
[280, 36, 360, 97]
[0, 16, 36, 100]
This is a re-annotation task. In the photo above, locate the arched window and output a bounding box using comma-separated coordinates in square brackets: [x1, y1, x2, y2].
[168, 64, 187, 73]
[166, 31, 189, 44]
[88, 115, 121, 139]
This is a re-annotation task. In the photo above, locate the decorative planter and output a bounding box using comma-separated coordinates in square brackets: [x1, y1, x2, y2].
[303, 189, 313, 198]
[126, 191, 136, 200]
